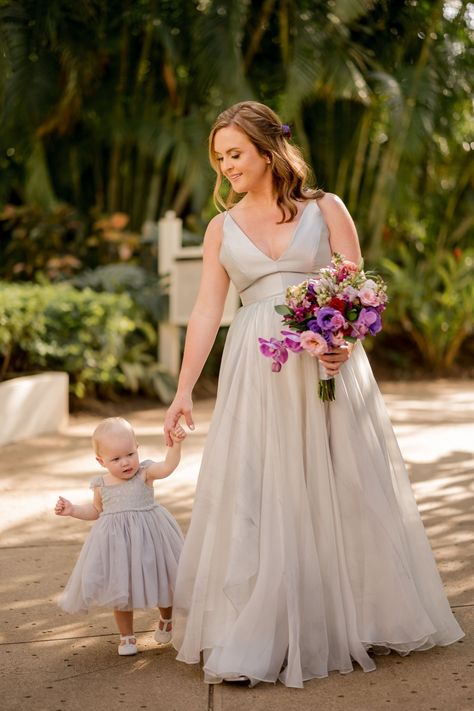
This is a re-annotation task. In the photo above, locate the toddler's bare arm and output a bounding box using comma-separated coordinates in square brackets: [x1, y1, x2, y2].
[145, 425, 186, 481]
[54, 491, 101, 520]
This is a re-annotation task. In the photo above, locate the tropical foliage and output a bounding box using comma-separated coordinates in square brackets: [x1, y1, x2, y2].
[0, 0, 472, 377]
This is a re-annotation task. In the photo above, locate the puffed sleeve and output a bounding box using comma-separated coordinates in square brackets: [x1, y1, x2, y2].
[89, 475, 103, 489]
[139, 459, 156, 472]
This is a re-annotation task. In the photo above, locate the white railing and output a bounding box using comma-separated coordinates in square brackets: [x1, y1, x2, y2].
[157, 210, 240, 375]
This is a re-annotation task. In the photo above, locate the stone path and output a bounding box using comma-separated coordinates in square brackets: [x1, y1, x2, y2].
[1, 381, 473, 710]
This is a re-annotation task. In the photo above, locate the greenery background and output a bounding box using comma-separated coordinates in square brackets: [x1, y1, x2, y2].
[0, 0, 473, 401]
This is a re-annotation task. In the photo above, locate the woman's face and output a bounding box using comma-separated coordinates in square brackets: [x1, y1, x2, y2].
[213, 125, 271, 194]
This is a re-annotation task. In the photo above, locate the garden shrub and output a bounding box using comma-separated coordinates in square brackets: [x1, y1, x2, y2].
[72, 263, 168, 324]
[0, 204, 148, 282]
[381, 247, 474, 372]
[0, 282, 175, 401]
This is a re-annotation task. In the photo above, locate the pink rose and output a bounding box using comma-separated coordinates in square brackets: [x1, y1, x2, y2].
[300, 331, 328, 357]
[359, 280, 381, 307]
[342, 260, 358, 273]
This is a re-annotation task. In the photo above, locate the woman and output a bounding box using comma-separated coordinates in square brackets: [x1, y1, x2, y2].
[163, 101, 463, 688]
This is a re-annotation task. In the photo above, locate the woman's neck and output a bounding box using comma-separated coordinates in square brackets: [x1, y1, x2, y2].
[239, 185, 277, 210]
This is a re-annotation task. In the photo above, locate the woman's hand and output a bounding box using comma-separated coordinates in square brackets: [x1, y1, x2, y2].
[318, 342, 353, 376]
[164, 392, 194, 447]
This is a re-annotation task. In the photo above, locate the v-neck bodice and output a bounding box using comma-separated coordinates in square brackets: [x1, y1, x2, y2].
[220, 200, 331, 306]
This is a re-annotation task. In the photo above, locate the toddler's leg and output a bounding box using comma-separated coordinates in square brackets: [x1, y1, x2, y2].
[114, 610, 137, 656]
[154, 606, 172, 645]
[159, 606, 172, 622]
[114, 609, 134, 636]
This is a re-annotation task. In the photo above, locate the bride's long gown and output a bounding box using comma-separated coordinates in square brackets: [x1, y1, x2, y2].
[172, 200, 463, 688]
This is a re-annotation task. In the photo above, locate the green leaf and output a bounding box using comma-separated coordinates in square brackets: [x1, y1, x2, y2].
[274, 304, 293, 316]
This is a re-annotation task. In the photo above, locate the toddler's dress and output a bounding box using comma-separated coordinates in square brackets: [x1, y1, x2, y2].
[59, 461, 183, 613]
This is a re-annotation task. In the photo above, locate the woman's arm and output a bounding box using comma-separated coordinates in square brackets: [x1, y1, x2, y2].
[318, 193, 362, 264]
[163, 214, 230, 445]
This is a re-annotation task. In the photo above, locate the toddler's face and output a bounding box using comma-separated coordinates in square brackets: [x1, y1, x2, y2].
[96, 431, 139, 481]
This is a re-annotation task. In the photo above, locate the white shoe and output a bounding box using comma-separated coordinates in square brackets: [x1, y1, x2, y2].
[154, 615, 172, 645]
[118, 635, 137, 655]
[223, 675, 249, 683]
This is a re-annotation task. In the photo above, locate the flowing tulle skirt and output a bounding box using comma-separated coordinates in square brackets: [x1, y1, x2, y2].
[60, 505, 183, 613]
[172, 296, 463, 688]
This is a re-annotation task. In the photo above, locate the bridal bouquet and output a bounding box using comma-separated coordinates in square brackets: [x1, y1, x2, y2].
[258, 253, 388, 401]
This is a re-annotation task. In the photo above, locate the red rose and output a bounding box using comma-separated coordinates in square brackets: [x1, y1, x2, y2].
[329, 297, 346, 313]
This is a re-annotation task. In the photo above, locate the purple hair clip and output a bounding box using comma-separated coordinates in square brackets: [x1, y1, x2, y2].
[281, 124, 292, 139]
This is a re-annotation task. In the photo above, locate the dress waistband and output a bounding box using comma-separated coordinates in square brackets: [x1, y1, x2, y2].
[100, 505, 156, 515]
[239, 272, 308, 306]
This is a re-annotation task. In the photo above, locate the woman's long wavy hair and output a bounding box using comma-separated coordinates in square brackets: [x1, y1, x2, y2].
[209, 101, 324, 223]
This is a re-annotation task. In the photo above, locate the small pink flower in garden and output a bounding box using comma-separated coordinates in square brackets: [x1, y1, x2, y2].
[300, 331, 328, 357]
[110, 212, 129, 230]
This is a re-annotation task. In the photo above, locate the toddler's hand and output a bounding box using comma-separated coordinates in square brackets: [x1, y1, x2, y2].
[170, 424, 186, 443]
[55, 496, 73, 516]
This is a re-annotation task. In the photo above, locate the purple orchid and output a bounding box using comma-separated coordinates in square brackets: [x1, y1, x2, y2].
[281, 330, 303, 352]
[258, 337, 289, 372]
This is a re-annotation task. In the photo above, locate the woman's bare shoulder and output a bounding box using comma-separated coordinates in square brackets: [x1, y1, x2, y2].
[316, 192, 349, 217]
[316, 192, 357, 228]
[317, 193, 361, 261]
[203, 212, 226, 248]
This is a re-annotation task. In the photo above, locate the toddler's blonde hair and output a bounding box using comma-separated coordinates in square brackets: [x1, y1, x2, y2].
[92, 417, 136, 455]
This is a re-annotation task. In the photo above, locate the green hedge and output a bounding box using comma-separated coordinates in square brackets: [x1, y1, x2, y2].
[379, 248, 474, 373]
[0, 282, 175, 401]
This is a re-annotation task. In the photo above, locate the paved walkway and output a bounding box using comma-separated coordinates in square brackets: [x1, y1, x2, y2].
[1, 381, 473, 711]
